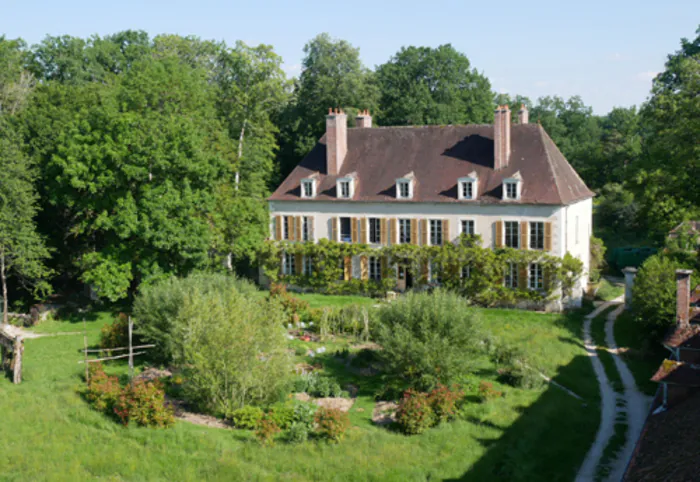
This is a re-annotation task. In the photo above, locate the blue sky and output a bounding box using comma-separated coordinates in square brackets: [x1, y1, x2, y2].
[3, 0, 698, 114]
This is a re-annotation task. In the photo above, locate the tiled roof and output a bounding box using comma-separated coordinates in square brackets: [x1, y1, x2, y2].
[269, 124, 594, 205]
[650, 361, 700, 386]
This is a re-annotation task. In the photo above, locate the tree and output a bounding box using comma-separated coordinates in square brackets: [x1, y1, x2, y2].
[376, 44, 492, 126]
[0, 119, 51, 323]
[277, 33, 378, 177]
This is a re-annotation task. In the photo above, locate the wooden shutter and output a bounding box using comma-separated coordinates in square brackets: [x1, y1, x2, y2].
[381, 256, 388, 278]
[495, 221, 503, 248]
[274, 215, 282, 240]
[331, 217, 338, 242]
[421, 260, 429, 281]
[544, 222, 553, 252]
[420, 219, 428, 246]
[360, 256, 369, 280]
[295, 254, 303, 274]
[442, 219, 450, 245]
[411, 219, 418, 245]
[521, 221, 529, 250]
[344, 256, 352, 281]
[296, 217, 303, 242]
[391, 218, 398, 245]
[519, 264, 528, 289]
[380, 218, 388, 245]
[308, 216, 315, 242]
[360, 218, 368, 244]
[287, 216, 295, 241]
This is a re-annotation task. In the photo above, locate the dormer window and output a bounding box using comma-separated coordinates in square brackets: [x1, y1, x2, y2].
[396, 172, 415, 200]
[336, 175, 356, 199]
[301, 179, 316, 198]
[458, 172, 478, 200]
[502, 172, 522, 201]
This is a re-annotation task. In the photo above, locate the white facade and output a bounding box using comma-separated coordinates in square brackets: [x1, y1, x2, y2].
[268, 198, 592, 307]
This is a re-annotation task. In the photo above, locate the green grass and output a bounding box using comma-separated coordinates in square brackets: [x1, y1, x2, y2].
[595, 279, 625, 302]
[294, 292, 378, 310]
[595, 397, 628, 481]
[590, 306, 624, 394]
[0, 302, 600, 481]
[613, 310, 666, 396]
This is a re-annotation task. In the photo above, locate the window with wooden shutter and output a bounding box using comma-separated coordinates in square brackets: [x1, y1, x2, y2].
[296, 217, 303, 242]
[331, 217, 338, 242]
[360, 256, 368, 280]
[344, 256, 352, 281]
[520, 221, 528, 250]
[544, 222, 553, 252]
[275, 215, 282, 240]
[307, 216, 315, 242]
[351, 217, 358, 243]
[360, 218, 368, 244]
[442, 219, 450, 245]
[421, 260, 429, 281]
[295, 254, 303, 274]
[380, 218, 388, 245]
[381, 256, 388, 278]
[420, 219, 428, 246]
[518, 263, 527, 288]
[495, 221, 504, 248]
[391, 218, 398, 245]
[411, 219, 419, 245]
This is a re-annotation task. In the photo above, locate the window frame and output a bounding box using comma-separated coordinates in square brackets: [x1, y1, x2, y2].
[528, 263, 544, 290]
[283, 252, 294, 276]
[368, 256, 381, 281]
[339, 217, 352, 243]
[396, 178, 413, 200]
[301, 179, 315, 198]
[504, 262, 518, 288]
[398, 218, 412, 244]
[529, 221, 544, 250]
[504, 220, 520, 248]
[457, 176, 478, 200]
[429, 261, 441, 284]
[429, 219, 443, 246]
[283, 216, 291, 240]
[302, 216, 311, 242]
[461, 264, 471, 280]
[461, 219, 475, 237]
[303, 255, 313, 276]
[368, 218, 381, 244]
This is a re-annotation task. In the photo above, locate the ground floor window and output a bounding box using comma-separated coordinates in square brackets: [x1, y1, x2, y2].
[369, 257, 381, 281]
[429, 261, 441, 283]
[303, 256, 313, 276]
[529, 263, 544, 290]
[283, 252, 294, 276]
[504, 262, 517, 288]
[461, 265, 471, 279]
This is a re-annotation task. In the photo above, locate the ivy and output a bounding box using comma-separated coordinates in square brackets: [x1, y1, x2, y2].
[260, 235, 584, 306]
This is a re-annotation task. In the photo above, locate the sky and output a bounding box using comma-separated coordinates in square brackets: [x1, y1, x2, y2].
[3, 0, 698, 114]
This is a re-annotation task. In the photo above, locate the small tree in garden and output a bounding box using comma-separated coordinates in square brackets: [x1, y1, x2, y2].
[375, 290, 482, 391]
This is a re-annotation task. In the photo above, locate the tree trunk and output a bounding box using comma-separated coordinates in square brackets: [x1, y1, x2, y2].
[1, 252, 7, 326]
[235, 119, 247, 191]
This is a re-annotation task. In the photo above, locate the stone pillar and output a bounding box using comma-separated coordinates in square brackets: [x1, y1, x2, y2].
[622, 267, 638, 309]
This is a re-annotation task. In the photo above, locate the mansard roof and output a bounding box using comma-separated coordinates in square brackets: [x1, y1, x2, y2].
[269, 123, 594, 205]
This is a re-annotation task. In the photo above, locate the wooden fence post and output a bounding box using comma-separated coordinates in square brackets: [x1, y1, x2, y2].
[128, 316, 134, 382]
[83, 319, 89, 383]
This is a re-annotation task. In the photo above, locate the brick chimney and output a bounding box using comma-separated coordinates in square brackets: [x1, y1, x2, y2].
[326, 108, 347, 175]
[676, 269, 693, 328]
[518, 104, 529, 124]
[355, 109, 372, 128]
[494, 105, 511, 170]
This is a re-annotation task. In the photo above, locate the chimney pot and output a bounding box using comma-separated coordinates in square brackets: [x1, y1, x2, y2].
[676, 269, 693, 328]
[355, 109, 372, 128]
[518, 104, 529, 125]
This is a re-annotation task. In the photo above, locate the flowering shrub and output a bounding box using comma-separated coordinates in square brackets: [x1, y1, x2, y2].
[395, 390, 436, 435]
[229, 406, 264, 430]
[255, 415, 280, 446]
[84, 363, 121, 412]
[477, 381, 503, 402]
[269, 283, 309, 324]
[428, 385, 465, 423]
[314, 408, 350, 442]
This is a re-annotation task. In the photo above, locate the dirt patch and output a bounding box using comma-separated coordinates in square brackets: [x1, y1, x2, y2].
[134, 367, 172, 383]
[314, 397, 355, 412]
[372, 401, 398, 425]
[294, 392, 312, 402]
[167, 398, 231, 429]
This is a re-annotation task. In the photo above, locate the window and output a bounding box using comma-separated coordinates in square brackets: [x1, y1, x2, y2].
[302, 217, 311, 242]
[369, 218, 381, 244]
[504, 262, 517, 288]
[505, 182, 518, 200]
[529, 222, 544, 250]
[339, 180, 350, 198]
[301, 179, 314, 198]
[461, 220, 475, 236]
[460, 181, 473, 199]
[461, 265, 471, 279]
[369, 257, 381, 281]
[283, 253, 294, 276]
[338, 258, 345, 281]
[429, 261, 440, 284]
[340, 217, 352, 243]
[430, 219, 443, 245]
[283, 216, 292, 240]
[303, 256, 313, 276]
[504, 221, 520, 248]
[399, 219, 411, 244]
[529, 263, 544, 290]
[397, 180, 411, 199]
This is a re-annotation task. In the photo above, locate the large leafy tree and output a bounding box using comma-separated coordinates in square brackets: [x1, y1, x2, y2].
[277, 33, 378, 177]
[376, 44, 492, 126]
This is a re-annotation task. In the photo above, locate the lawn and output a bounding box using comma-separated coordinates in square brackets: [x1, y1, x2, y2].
[595, 278, 625, 302]
[0, 301, 600, 481]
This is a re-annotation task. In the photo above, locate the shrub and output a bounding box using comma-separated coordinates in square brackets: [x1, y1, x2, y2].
[269, 282, 310, 324]
[100, 313, 130, 349]
[255, 415, 280, 447]
[113, 379, 175, 428]
[428, 385, 465, 423]
[84, 363, 121, 412]
[293, 372, 343, 398]
[147, 278, 292, 417]
[229, 406, 264, 430]
[632, 254, 692, 340]
[375, 290, 482, 391]
[374, 377, 410, 401]
[395, 390, 436, 435]
[286, 400, 317, 443]
[133, 272, 258, 363]
[589, 236, 606, 284]
[477, 381, 503, 402]
[314, 408, 350, 442]
[267, 401, 295, 430]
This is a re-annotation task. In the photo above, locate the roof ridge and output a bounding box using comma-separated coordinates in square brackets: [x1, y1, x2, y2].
[348, 123, 495, 130]
[536, 125, 566, 203]
[538, 125, 593, 204]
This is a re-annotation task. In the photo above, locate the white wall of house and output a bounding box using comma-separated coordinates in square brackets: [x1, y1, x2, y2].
[563, 197, 593, 305]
